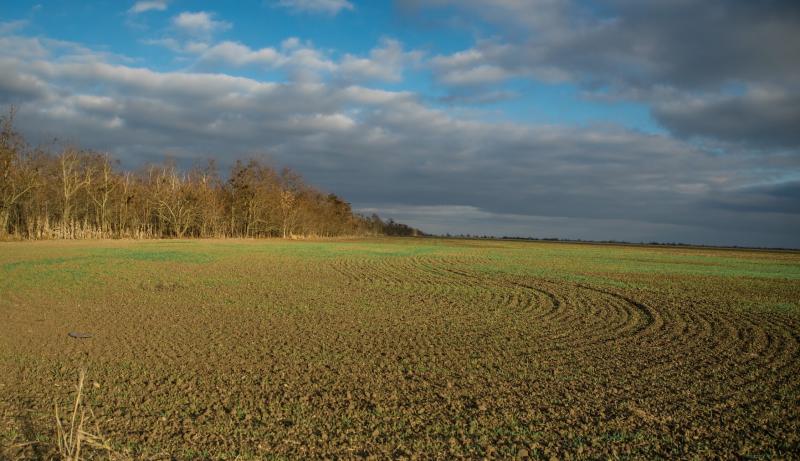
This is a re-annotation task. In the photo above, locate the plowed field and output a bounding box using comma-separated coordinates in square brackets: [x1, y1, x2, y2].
[1, 238, 799, 459]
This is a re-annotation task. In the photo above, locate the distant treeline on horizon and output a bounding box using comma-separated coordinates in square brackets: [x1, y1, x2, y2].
[0, 108, 421, 240]
[434, 234, 798, 252]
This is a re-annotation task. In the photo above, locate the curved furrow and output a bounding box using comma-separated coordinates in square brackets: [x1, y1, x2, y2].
[325, 252, 800, 438]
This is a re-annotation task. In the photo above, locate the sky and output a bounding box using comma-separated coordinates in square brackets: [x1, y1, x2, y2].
[1, 0, 798, 247]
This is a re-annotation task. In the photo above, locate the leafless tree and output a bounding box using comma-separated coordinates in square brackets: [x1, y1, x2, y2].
[0, 107, 421, 240]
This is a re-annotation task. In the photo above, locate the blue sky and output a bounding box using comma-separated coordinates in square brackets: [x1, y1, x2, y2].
[1, 0, 798, 246]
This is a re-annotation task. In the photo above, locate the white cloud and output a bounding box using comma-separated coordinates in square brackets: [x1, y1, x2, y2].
[431, 48, 483, 69]
[198, 41, 281, 67]
[288, 113, 356, 132]
[281, 37, 300, 50]
[187, 39, 335, 82]
[0, 36, 49, 60]
[172, 11, 231, 36]
[275, 0, 354, 15]
[128, 1, 168, 14]
[339, 38, 423, 83]
[146, 29, 421, 84]
[174, 36, 421, 84]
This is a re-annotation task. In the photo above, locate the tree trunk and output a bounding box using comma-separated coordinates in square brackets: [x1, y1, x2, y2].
[0, 209, 9, 236]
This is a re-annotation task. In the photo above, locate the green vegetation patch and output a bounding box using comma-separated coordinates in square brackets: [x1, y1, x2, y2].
[210, 240, 449, 259]
[86, 247, 216, 263]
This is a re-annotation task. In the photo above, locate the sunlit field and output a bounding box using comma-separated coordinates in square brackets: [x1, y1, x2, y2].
[1, 238, 798, 459]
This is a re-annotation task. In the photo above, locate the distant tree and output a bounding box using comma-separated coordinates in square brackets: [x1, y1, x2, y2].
[149, 163, 197, 239]
[0, 107, 39, 236]
[87, 153, 118, 236]
[0, 106, 420, 240]
[55, 147, 94, 238]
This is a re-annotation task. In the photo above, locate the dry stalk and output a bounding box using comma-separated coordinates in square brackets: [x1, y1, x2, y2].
[53, 368, 116, 461]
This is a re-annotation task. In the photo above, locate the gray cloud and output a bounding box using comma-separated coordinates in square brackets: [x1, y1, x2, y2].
[357, 204, 800, 248]
[652, 87, 800, 149]
[415, 0, 800, 89]
[411, 0, 800, 148]
[708, 181, 800, 215]
[0, 61, 48, 103]
[1, 30, 798, 247]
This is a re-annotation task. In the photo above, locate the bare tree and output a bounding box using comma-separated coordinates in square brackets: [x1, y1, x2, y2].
[150, 164, 197, 239]
[0, 106, 420, 240]
[279, 189, 297, 238]
[0, 107, 38, 236]
[88, 153, 118, 236]
[56, 147, 93, 238]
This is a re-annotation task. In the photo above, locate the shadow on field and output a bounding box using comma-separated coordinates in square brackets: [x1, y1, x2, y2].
[3, 398, 47, 461]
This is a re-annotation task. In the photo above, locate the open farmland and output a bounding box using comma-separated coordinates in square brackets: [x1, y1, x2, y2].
[1, 238, 799, 459]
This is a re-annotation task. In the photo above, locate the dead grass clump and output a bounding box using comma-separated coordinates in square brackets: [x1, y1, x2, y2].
[53, 368, 118, 461]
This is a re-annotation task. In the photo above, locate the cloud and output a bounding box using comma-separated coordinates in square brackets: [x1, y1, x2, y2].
[414, 0, 800, 89]
[275, 0, 354, 15]
[192, 39, 337, 82]
[141, 37, 182, 52]
[354, 204, 738, 245]
[128, 1, 168, 14]
[438, 89, 518, 105]
[0, 35, 48, 60]
[414, 0, 800, 148]
[151, 35, 420, 84]
[0, 60, 49, 103]
[172, 11, 231, 36]
[339, 38, 422, 83]
[1, 30, 798, 247]
[439, 64, 511, 86]
[430, 40, 567, 85]
[195, 41, 281, 67]
[652, 86, 800, 149]
[0, 20, 29, 35]
[708, 181, 800, 215]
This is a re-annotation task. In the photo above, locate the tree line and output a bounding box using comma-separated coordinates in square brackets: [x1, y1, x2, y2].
[0, 108, 421, 240]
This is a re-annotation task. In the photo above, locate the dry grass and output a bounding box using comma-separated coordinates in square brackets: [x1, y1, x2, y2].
[52, 368, 116, 461]
[2, 368, 120, 461]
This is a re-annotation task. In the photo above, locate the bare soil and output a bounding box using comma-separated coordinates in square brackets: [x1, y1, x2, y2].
[1, 239, 798, 459]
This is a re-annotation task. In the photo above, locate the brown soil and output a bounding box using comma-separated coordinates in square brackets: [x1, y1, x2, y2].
[1, 239, 798, 459]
